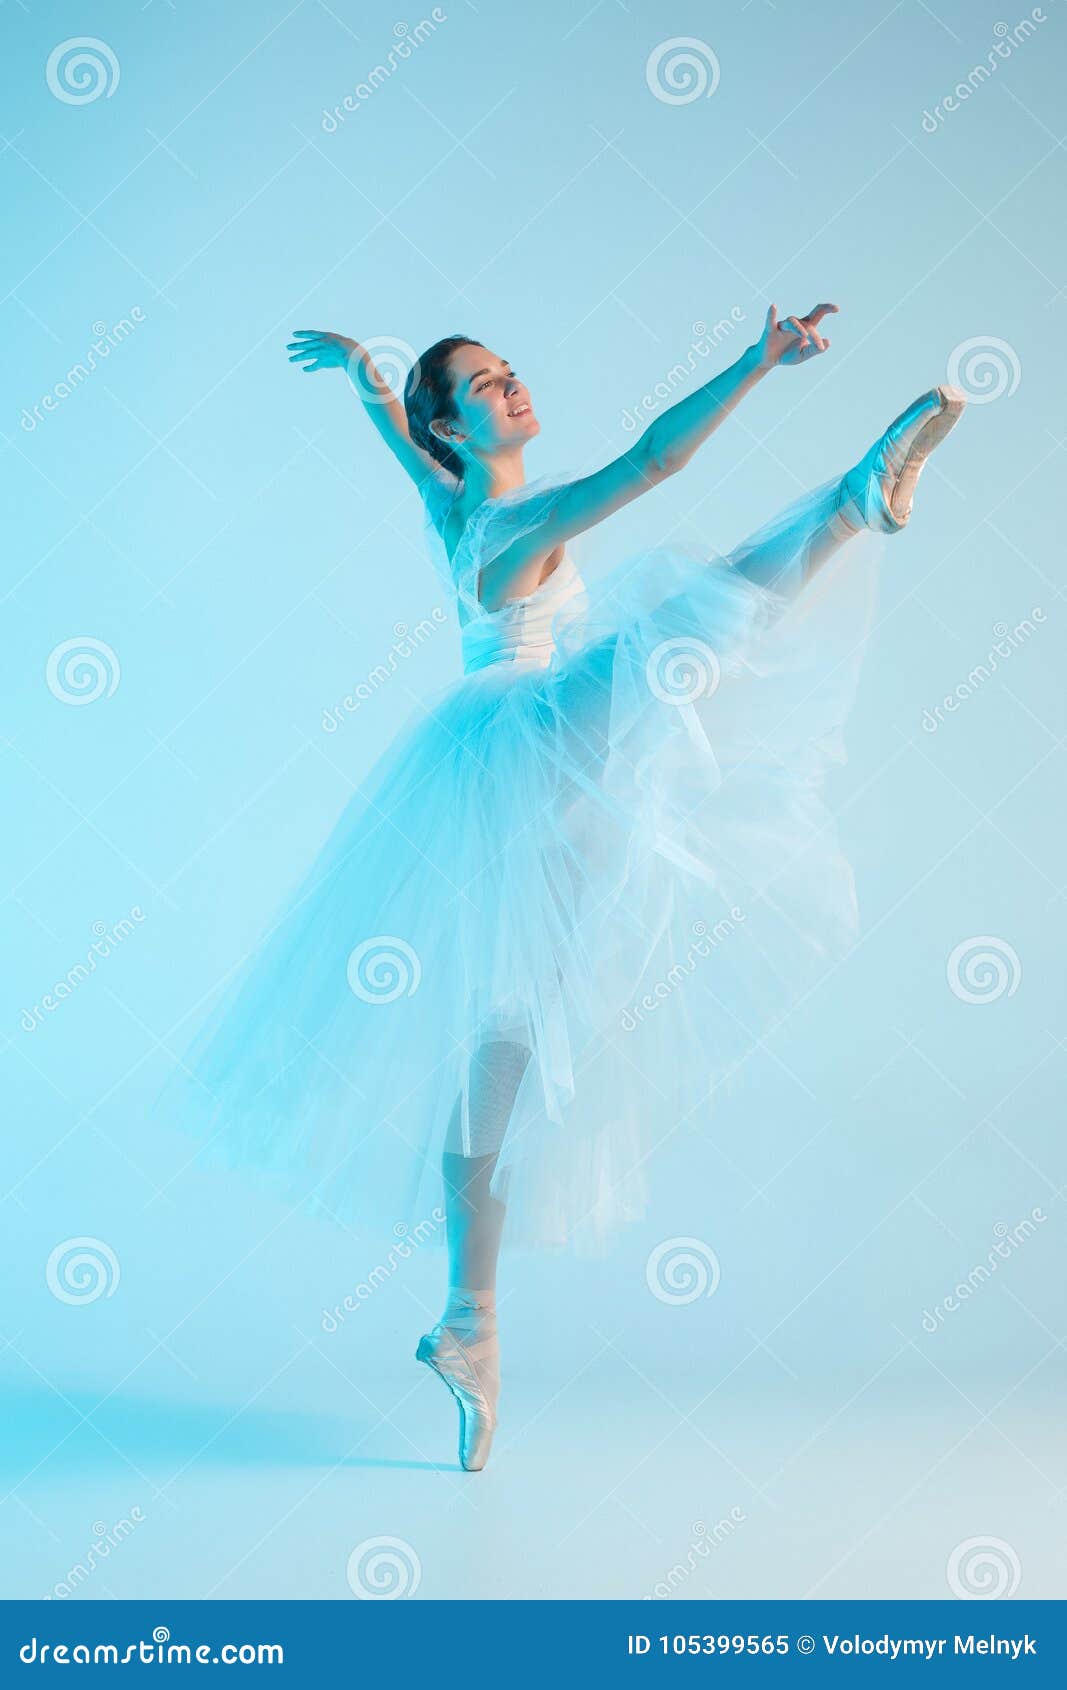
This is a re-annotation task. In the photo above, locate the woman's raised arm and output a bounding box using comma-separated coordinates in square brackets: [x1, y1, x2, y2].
[286, 330, 439, 488]
[476, 303, 836, 609]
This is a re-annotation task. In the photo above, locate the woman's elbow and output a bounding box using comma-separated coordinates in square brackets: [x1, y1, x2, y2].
[637, 433, 687, 483]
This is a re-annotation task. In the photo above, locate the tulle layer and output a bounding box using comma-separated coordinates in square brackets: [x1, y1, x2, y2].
[155, 479, 880, 1255]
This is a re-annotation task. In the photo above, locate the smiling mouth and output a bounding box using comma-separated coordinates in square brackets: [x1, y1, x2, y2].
[507, 404, 531, 418]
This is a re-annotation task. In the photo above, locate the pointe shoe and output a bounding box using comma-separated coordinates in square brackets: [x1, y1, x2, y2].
[416, 1323, 498, 1472]
[836, 384, 966, 534]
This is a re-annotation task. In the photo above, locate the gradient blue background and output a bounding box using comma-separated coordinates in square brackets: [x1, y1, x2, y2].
[2, 0, 1064, 1602]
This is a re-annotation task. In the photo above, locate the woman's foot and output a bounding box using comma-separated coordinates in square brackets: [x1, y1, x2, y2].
[416, 1288, 499, 1472]
[835, 384, 966, 534]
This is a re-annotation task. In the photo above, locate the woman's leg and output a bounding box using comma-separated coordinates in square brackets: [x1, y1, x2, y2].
[421, 1039, 531, 1469]
[726, 479, 861, 599]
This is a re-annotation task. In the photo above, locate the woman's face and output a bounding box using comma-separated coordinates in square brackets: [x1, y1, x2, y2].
[435, 343, 539, 463]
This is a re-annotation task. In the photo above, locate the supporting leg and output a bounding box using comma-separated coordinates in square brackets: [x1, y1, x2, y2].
[418, 1038, 532, 1471]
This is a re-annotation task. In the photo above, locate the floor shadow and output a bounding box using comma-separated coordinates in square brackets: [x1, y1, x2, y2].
[0, 1384, 450, 1475]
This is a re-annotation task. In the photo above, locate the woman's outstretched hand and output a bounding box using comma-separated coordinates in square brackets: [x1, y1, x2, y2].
[287, 329, 359, 372]
[753, 303, 837, 370]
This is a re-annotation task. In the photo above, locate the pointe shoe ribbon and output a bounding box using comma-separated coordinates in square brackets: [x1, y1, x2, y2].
[835, 384, 966, 535]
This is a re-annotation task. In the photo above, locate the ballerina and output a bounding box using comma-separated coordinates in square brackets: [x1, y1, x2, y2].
[161, 305, 965, 1472]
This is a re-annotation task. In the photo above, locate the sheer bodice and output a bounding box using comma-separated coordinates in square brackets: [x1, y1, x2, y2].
[419, 465, 595, 674]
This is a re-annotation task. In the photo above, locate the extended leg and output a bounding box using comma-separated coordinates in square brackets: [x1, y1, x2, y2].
[729, 383, 966, 598]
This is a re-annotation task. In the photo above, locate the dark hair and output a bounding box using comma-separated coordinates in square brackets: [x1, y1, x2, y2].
[404, 334, 481, 479]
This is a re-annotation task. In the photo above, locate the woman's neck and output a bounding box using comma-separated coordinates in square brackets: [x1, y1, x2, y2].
[462, 447, 526, 506]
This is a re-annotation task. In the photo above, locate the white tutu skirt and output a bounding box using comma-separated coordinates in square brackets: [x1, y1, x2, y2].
[155, 476, 881, 1255]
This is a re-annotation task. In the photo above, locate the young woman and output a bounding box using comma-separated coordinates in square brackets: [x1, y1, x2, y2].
[161, 307, 964, 1471]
